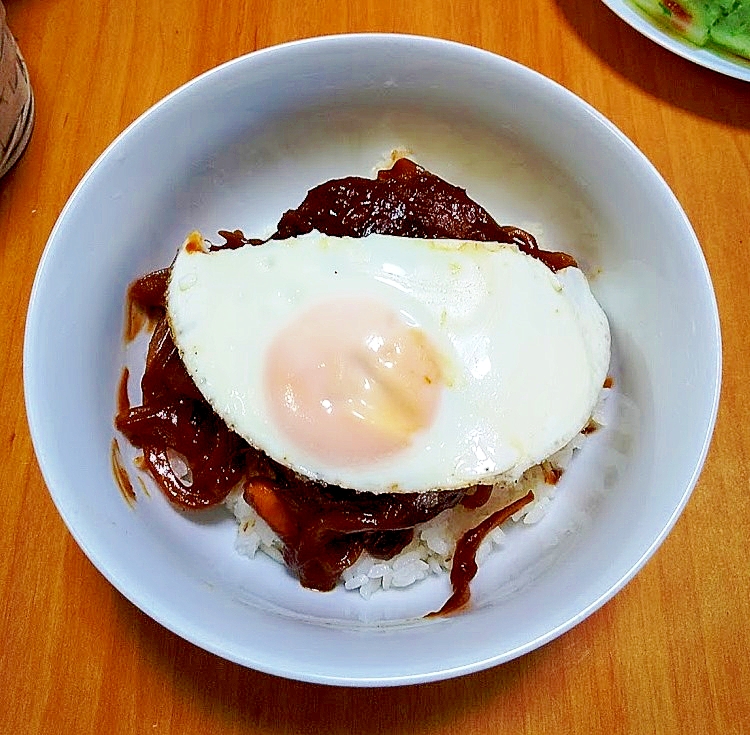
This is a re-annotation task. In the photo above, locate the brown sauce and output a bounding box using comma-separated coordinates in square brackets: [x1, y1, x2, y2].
[115, 317, 251, 508]
[541, 461, 564, 485]
[580, 420, 599, 436]
[243, 473, 467, 591]
[271, 158, 577, 273]
[115, 157, 579, 607]
[430, 490, 534, 617]
[110, 437, 136, 506]
[124, 268, 170, 342]
[459, 483, 494, 510]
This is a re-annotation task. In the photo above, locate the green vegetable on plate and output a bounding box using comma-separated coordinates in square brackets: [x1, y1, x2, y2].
[631, 0, 750, 59]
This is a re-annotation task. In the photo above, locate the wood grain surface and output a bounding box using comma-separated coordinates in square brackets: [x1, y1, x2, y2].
[1, 0, 748, 732]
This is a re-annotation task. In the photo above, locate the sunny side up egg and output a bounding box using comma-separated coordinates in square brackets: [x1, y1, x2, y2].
[166, 230, 610, 494]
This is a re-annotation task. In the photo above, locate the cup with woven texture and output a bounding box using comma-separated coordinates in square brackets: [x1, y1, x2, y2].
[0, 3, 33, 179]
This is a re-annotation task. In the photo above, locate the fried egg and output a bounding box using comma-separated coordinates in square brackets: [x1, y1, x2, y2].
[167, 230, 610, 493]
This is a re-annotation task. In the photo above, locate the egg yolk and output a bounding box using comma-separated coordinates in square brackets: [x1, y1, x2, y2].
[264, 297, 444, 467]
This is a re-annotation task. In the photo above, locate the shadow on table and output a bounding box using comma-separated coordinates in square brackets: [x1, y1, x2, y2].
[114, 591, 571, 733]
[554, 0, 750, 129]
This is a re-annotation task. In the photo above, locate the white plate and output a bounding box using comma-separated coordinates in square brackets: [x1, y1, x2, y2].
[24, 34, 721, 686]
[601, 0, 750, 81]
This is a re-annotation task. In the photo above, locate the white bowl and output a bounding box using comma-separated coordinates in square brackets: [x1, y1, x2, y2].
[24, 34, 721, 686]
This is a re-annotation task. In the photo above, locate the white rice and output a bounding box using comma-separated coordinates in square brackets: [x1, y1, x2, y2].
[225, 388, 611, 599]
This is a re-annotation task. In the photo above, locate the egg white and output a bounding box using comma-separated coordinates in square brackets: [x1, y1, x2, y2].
[167, 231, 610, 493]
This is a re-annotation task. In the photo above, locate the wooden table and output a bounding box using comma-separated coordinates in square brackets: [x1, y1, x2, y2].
[2, 0, 748, 731]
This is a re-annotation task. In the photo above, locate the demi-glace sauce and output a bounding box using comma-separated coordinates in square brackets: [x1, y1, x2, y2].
[115, 158, 569, 611]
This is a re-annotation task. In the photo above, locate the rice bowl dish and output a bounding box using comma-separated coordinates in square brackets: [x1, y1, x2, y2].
[23, 34, 720, 684]
[113, 157, 612, 613]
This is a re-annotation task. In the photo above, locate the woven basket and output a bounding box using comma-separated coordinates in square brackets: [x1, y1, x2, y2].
[0, 3, 34, 179]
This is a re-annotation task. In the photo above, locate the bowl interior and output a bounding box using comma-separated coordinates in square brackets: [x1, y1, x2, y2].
[24, 35, 720, 685]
